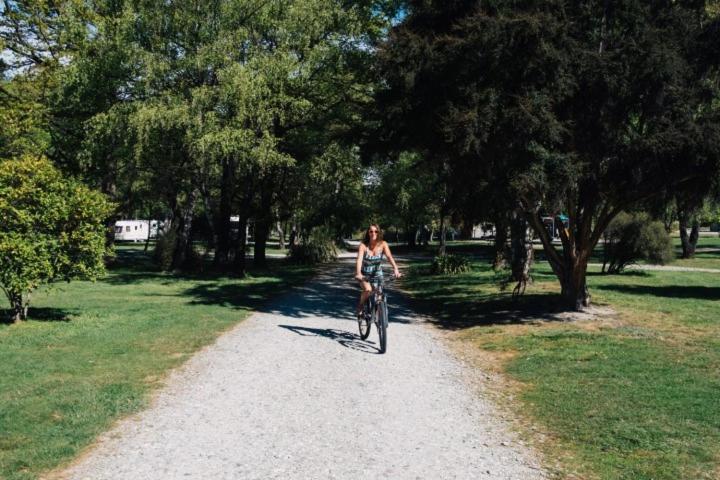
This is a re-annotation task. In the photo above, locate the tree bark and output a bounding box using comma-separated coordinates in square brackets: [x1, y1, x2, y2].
[3, 289, 30, 323]
[521, 205, 607, 311]
[510, 211, 534, 297]
[679, 214, 699, 259]
[233, 215, 249, 276]
[460, 222, 473, 240]
[214, 159, 234, 266]
[253, 186, 273, 269]
[253, 219, 270, 268]
[438, 216, 447, 256]
[143, 219, 152, 253]
[171, 192, 196, 270]
[276, 221, 285, 250]
[492, 215, 509, 270]
[559, 264, 591, 310]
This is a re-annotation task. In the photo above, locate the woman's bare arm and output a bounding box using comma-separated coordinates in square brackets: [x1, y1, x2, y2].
[355, 243, 365, 279]
[382, 241, 402, 277]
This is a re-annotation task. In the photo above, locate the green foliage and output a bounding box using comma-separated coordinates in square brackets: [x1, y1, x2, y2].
[0, 155, 113, 321]
[382, 0, 720, 308]
[297, 143, 369, 238]
[0, 78, 51, 158]
[287, 225, 338, 265]
[26, 0, 399, 270]
[603, 212, 674, 274]
[373, 152, 439, 242]
[430, 254, 470, 275]
[696, 200, 720, 226]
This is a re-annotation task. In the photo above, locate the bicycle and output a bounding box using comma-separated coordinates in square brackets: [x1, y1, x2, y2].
[357, 275, 394, 354]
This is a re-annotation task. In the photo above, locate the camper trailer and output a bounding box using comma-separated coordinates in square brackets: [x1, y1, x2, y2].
[114, 220, 160, 242]
[541, 215, 569, 240]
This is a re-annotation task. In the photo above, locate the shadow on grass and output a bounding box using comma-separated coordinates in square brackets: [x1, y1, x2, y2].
[595, 284, 720, 300]
[409, 291, 569, 330]
[104, 249, 293, 286]
[0, 307, 75, 323]
[586, 270, 652, 277]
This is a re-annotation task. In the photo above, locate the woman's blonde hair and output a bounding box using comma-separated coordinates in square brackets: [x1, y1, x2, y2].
[362, 224, 384, 246]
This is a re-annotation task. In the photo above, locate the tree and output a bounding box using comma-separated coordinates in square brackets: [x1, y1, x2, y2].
[51, 0, 399, 274]
[373, 152, 439, 246]
[381, 0, 720, 310]
[0, 155, 113, 322]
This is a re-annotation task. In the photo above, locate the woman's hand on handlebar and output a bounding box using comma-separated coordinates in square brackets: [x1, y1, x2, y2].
[354, 273, 364, 282]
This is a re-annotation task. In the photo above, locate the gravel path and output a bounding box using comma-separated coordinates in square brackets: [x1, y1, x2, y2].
[587, 263, 720, 273]
[54, 260, 546, 480]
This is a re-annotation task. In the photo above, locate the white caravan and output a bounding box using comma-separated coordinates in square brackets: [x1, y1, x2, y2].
[114, 220, 160, 242]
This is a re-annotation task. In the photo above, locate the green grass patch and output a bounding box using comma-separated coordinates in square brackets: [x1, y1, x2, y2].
[0, 245, 314, 480]
[401, 250, 720, 480]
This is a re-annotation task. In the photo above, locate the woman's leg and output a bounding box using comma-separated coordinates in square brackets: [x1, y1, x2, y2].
[357, 280, 372, 314]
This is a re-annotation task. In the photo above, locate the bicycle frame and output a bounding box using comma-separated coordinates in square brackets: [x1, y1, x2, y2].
[365, 279, 390, 323]
[357, 275, 393, 353]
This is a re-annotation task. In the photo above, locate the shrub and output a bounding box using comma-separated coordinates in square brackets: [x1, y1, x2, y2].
[0, 155, 113, 322]
[602, 212, 673, 274]
[287, 226, 338, 264]
[431, 254, 471, 275]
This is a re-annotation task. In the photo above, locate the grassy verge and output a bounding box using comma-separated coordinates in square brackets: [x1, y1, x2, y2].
[400, 250, 720, 480]
[403, 235, 720, 270]
[0, 245, 314, 480]
[669, 236, 720, 270]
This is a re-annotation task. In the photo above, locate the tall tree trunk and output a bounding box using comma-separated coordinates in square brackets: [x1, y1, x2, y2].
[438, 215, 447, 255]
[559, 263, 591, 310]
[492, 215, 509, 270]
[253, 184, 273, 268]
[510, 211, 533, 297]
[522, 205, 611, 311]
[460, 222, 473, 240]
[233, 215, 249, 276]
[253, 220, 270, 268]
[214, 160, 234, 266]
[6, 290, 25, 323]
[406, 222, 416, 247]
[277, 221, 285, 250]
[679, 213, 699, 259]
[171, 192, 196, 270]
[143, 219, 152, 253]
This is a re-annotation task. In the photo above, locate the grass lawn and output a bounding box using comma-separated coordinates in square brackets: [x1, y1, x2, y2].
[0, 245, 314, 480]
[669, 236, 720, 270]
[400, 247, 720, 480]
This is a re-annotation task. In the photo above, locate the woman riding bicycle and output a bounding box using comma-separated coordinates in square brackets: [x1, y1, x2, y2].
[354, 224, 402, 317]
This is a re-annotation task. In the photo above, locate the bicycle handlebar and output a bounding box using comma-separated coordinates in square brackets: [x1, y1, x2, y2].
[355, 274, 401, 282]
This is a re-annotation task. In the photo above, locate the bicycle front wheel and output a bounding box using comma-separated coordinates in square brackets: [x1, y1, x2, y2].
[358, 304, 371, 340]
[377, 301, 387, 354]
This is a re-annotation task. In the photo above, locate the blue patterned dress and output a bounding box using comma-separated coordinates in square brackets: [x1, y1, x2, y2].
[361, 247, 384, 286]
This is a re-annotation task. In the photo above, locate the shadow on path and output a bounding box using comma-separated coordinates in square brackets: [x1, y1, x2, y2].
[257, 260, 414, 325]
[278, 324, 381, 354]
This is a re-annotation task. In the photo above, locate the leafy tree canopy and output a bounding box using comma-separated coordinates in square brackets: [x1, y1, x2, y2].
[381, 0, 720, 309]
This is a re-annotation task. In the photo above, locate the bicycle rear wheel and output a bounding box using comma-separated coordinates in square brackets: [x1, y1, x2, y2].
[377, 301, 387, 353]
[358, 301, 371, 340]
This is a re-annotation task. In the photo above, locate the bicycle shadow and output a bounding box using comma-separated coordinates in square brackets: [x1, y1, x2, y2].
[278, 324, 382, 354]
